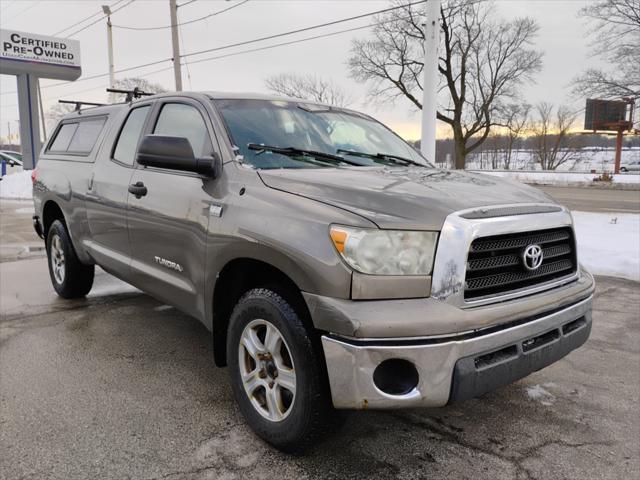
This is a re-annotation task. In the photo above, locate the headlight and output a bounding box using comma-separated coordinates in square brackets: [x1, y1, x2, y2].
[329, 225, 438, 275]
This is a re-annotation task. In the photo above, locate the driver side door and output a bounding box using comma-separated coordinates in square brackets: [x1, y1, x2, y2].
[126, 98, 220, 319]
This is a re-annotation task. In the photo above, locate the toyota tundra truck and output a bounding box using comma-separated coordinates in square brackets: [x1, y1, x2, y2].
[32, 92, 594, 451]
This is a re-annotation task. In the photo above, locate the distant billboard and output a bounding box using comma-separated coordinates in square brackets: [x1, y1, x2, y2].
[584, 99, 629, 131]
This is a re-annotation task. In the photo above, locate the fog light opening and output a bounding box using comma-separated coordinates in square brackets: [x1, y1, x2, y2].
[373, 359, 419, 396]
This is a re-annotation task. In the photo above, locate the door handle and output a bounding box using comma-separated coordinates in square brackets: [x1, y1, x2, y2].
[128, 181, 148, 199]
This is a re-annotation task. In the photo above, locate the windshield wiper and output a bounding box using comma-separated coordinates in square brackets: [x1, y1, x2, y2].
[247, 144, 362, 166]
[336, 149, 424, 167]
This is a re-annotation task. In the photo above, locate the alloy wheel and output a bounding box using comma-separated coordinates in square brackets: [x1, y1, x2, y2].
[238, 319, 296, 422]
[50, 234, 66, 284]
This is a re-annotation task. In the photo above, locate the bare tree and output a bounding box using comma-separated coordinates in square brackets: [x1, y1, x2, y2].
[112, 77, 167, 101]
[531, 103, 581, 170]
[348, 0, 542, 168]
[573, 0, 640, 100]
[264, 73, 352, 107]
[500, 103, 531, 169]
[45, 103, 75, 133]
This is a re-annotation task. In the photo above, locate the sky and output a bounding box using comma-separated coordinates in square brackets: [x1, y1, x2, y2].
[0, 0, 607, 142]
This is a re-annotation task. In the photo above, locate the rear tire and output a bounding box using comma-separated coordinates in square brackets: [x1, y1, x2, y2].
[46, 219, 94, 299]
[227, 288, 338, 452]
[620, 167, 628, 172]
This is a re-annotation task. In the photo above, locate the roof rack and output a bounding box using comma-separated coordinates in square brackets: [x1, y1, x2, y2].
[59, 99, 106, 111]
[106, 87, 155, 102]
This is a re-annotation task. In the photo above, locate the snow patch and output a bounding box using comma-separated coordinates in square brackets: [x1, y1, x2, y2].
[475, 170, 639, 186]
[525, 383, 557, 406]
[0, 170, 32, 199]
[573, 211, 640, 281]
[464, 147, 640, 172]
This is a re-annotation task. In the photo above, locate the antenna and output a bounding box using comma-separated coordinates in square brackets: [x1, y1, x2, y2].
[106, 87, 155, 102]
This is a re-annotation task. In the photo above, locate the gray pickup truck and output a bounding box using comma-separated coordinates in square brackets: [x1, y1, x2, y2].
[32, 92, 594, 451]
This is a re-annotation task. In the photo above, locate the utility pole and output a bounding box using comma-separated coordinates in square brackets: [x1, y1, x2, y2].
[7, 122, 12, 146]
[169, 0, 183, 91]
[102, 5, 116, 102]
[421, 0, 441, 164]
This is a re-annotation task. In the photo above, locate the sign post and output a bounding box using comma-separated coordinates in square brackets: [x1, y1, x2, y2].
[0, 29, 82, 169]
[15, 73, 41, 170]
[584, 98, 634, 174]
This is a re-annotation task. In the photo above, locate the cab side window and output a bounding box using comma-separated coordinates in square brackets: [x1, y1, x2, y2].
[153, 103, 212, 157]
[113, 106, 150, 166]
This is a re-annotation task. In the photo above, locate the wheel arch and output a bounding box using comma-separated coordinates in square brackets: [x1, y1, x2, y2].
[211, 257, 314, 367]
[42, 200, 66, 239]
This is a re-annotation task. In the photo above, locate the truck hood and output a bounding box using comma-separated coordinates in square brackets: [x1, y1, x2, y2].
[258, 167, 557, 230]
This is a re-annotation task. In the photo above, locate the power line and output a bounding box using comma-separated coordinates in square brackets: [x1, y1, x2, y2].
[0, 0, 19, 15]
[3, 13, 414, 107]
[187, 22, 382, 68]
[180, 0, 427, 60]
[63, 0, 136, 38]
[178, 17, 193, 90]
[51, 0, 126, 37]
[2, 21, 381, 106]
[177, 0, 199, 7]
[113, 0, 249, 31]
[1, 0, 427, 97]
[0, 1, 42, 26]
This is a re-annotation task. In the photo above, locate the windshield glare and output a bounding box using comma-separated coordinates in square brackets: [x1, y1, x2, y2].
[215, 99, 429, 169]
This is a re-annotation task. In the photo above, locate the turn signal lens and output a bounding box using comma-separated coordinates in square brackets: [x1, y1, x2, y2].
[30, 168, 37, 184]
[330, 228, 348, 253]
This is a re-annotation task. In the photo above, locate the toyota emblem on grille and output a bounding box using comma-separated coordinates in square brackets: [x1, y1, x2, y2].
[522, 244, 544, 271]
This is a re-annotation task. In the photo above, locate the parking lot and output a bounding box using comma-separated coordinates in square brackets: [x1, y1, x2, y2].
[1, 199, 639, 480]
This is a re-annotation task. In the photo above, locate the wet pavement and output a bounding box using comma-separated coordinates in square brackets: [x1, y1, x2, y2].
[536, 186, 640, 214]
[1, 197, 639, 479]
[0, 199, 44, 263]
[1, 257, 638, 480]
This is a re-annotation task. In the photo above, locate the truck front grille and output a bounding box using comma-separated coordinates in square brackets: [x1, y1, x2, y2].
[464, 227, 576, 300]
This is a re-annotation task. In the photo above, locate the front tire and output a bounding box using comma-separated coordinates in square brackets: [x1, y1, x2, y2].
[227, 288, 337, 452]
[46, 219, 94, 298]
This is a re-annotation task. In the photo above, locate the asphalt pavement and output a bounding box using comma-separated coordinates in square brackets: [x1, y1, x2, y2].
[536, 186, 640, 213]
[1, 259, 638, 480]
[1, 191, 639, 479]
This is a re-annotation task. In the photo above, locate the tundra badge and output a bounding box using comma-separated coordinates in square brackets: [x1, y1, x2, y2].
[154, 256, 184, 272]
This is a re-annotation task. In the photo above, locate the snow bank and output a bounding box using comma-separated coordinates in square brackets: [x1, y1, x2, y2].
[474, 170, 639, 186]
[0, 170, 32, 199]
[573, 211, 640, 281]
[464, 147, 640, 172]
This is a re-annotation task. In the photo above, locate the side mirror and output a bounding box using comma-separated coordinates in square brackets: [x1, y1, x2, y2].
[136, 135, 216, 176]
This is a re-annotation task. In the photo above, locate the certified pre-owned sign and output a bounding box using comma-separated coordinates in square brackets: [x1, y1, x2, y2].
[1, 29, 81, 70]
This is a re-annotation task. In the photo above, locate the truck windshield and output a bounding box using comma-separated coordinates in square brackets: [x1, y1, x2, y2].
[214, 98, 430, 169]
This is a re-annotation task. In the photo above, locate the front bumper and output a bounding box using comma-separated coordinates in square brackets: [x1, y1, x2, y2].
[321, 295, 592, 409]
